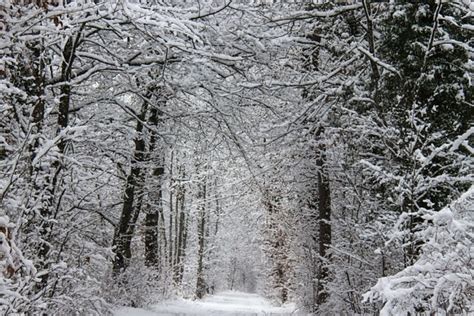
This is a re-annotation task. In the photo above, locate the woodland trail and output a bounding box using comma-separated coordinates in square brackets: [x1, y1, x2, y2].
[115, 291, 302, 315]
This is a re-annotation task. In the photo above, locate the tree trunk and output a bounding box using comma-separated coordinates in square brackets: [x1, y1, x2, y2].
[144, 106, 163, 268]
[302, 18, 333, 307]
[316, 139, 331, 306]
[362, 0, 380, 84]
[144, 207, 159, 267]
[264, 194, 290, 304]
[178, 183, 187, 283]
[41, 32, 81, 295]
[174, 181, 179, 268]
[195, 180, 207, 299]
[173, 164, 186, 282]
[30, 40, 48, 290]
[168, 206, 173, 267]
[28, 31, 79, 293]
[159, 207, 168, 269]
[112, 100, 148, 274]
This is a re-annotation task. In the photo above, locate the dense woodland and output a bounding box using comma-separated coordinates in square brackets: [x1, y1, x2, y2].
[0, 0, 473, 315]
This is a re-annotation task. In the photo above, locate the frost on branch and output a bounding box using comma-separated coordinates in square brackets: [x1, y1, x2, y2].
[363, 185, 474, 315]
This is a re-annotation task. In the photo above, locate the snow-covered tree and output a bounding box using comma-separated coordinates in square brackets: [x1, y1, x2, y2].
[364, 184, 474, 315]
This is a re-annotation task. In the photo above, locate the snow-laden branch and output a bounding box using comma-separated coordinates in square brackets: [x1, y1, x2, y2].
[31, 126, 87, 167]
[432, 39, 474, 53]
[271, 3, 363, 22]
[450, 126, 474, 154]
[357, 47, 402, 78]
[363, 185, 474, 315]
[239, 55, 358, 89]
[189, 1, 233, 20]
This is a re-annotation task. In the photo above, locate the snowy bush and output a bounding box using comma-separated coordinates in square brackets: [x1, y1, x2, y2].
[43, 260, 112, 315]
[102, 259, 174, 308]
[363, 185, 474, 315]
[0, 216, 38, 314]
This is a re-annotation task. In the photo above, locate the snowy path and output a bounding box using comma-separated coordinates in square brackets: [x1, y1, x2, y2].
[114, 291, 302, 315]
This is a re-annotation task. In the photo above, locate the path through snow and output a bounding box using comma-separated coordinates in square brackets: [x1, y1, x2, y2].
[115, 291, 303, 315]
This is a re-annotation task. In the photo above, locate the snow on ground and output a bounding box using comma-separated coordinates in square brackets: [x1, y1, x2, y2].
[114, 291, 304, 315]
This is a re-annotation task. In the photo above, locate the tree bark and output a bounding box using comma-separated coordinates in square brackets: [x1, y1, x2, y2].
[144, 106, 163, 268]
[195, 180, 207, 299]
[30, 40, 48, 290]
[316, 138, 331, 306]
[112, 99, 148, 274]
[173, 164, 186, 282]
[40, 32, 80, 293]
[178, 182, 187, 283]
[144, 206, 159, 267]
[362, 0, 380, 84]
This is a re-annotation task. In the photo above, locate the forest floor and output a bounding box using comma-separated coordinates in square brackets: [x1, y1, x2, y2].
[114, 291, 302, 315]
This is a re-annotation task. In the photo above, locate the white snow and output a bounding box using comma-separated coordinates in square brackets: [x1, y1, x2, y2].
[0, 216, 10, 227]
[432, 207, 453, 226]
[114, 291, 301, 316]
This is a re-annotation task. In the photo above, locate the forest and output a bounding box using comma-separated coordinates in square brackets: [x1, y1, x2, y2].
[0, 0, 473, 315]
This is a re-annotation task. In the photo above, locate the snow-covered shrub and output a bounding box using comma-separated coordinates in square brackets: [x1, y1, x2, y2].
[103, 259, 174, 308]
[363, 185, 474, 315]
[0, 215, 38, 314]
[43, 257, 112, 315]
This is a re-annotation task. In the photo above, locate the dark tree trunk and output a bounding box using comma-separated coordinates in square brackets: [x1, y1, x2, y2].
[158, 207, 168, 268]
[168, 204, 173, 266]
[144, 106, 163, 268]
[316, 139, 331, 305]
[112, 100, 148, 274]
[302, 16, 333, 307]
[179, 189, 188, 283]
[30, 41, 48, 290]
[362, 0, 380, 84]
[173, 165, 186, 282]
[40, 32, 80, 294]
[195, 181, 207, 299]
[144, 208, 159, 267]
[173, 182, 179, 267]
[25, 30, 79, 293]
